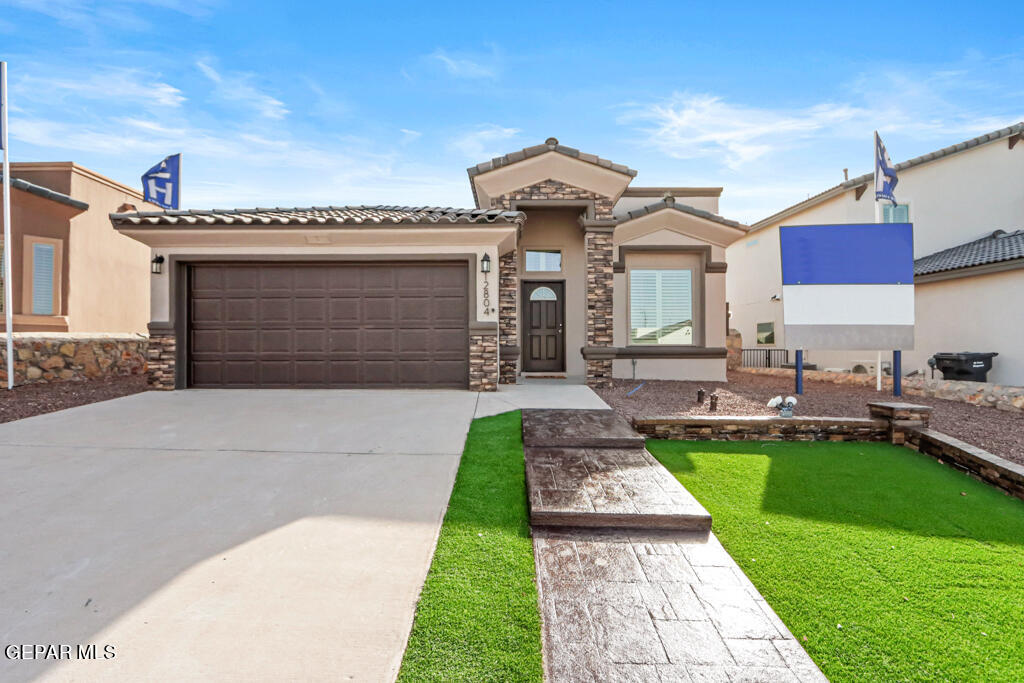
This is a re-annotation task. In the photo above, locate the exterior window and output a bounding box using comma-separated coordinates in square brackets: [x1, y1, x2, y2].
[757, 322, 775, 345]
[529, 286, 557, 301]
[22, 236, 62, 316]
[525, 250, 562, 272]
[0, 240, 4, 314]
[31, 244, 56, 315]
[883, 203, 910, 223]
[629, 269, 694, 345]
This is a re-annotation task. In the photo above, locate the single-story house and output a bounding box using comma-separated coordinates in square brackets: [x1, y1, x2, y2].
[727, 123, 1024, 385]
[1, 162, 154, 334]
[111, 138, 750, 391]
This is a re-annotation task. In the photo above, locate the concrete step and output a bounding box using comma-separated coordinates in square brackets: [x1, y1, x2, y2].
[525, 446, 712, 535]
[521, 409, 646, 449]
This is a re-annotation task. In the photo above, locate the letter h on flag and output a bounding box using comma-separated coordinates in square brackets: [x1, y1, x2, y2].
[142, 154, 181, 209]
[874, 132, 898, 204]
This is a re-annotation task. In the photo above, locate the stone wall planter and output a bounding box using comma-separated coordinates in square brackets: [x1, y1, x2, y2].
[632, 415, 889, 442]
[0, 333, 147, 385]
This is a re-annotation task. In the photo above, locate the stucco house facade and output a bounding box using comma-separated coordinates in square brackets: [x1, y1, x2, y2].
[727, 123, 1024, 385]
[111, 138, 749, 391]
[1, 162, 154, 334]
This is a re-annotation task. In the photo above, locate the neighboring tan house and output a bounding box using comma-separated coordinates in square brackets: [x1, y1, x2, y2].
[727, 123, 1024, 385]
[1, 162, 154, 334]
[111, 137, 749, 391]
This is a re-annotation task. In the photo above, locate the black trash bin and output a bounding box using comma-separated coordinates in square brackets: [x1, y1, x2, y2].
[929, 352, 999, 381]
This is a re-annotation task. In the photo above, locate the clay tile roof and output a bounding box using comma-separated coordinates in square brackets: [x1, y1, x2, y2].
[914, 229, 1024, 276]
[622, 196, 749, 231]
[2, 175, 89, 210]
[109, 205, 526, 227]
[467, 137, 639, 179]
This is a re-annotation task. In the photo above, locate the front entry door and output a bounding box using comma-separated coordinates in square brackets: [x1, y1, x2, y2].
[523, 281, 565, 372]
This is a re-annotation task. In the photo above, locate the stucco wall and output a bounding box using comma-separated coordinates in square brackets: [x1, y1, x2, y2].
[726, 135, 1024, 383]
[65, 166, 152, 334]
[517, 208, 587, 377]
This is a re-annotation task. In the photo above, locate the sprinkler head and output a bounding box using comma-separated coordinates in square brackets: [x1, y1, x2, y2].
[709, 393, 719, 412]
[697, 388, 706, 403]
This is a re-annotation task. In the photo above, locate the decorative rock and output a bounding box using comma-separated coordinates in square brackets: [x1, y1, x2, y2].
[59, 342, 75, 357]
[26, 366, 43, 380]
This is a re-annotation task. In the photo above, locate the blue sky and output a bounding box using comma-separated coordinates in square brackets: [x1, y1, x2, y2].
[2, 0, 1022, 222]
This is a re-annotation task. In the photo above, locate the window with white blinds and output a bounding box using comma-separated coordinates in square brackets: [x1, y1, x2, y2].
[32, 243, 55, 315]
[629, 269, 694, 345]
[883, 203, 910, 223]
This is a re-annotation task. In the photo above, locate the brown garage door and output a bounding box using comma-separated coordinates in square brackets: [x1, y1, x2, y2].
[188, 262, 469, 388]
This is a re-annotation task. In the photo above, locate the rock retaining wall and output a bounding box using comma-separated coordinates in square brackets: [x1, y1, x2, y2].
[906, 428, 1024, 501]
[0, 334, 147, 385]
[737, 366, 1024, 413]
[633, 415, 889, 442]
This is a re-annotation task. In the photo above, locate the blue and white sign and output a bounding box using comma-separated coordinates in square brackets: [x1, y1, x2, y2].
[779, 223, 914, 350]
[141, 154, 180, 209]
[874, 132, 898, 204]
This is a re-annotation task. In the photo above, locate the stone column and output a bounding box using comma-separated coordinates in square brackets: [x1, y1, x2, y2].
[469, 327, 498, 392]
[584, 228, 614, 387]
[866, 401, 932, 445]
[498, 251, 519, 384]
[147, 332, 177, 390]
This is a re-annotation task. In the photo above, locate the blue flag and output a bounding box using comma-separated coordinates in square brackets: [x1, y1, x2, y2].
[142, 154, 180, 209]
[874, 132, 898, 204]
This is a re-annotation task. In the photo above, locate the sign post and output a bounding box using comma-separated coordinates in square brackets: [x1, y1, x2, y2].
[1, 62, 14, 390]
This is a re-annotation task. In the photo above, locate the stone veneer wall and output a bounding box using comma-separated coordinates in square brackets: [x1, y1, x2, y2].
[632, 415, 889, 442]
[469, 332, 498, 392]
[491, 179, 615, 219]
[147, 333, 177, 390]
[905, 428, 1024, 501]
[498, 250, 518, 384]
[0, 334, 147, 385]
[737, 366, 1024, 413]
[584, 229, 614, 387]
[726, 329, 742, 370]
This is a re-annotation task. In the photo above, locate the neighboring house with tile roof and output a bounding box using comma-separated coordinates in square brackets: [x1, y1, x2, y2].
[1, 163, 158, 334]
[726, 123, 1024, 385]
[112, 137, 749, 391]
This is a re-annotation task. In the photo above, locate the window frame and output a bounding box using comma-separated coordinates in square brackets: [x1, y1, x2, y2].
[882, 202, 911, 223]
[756, 321, 775, 346]
[523, 248, 564, 273]
[22, 235, 63, 317]
[626, 266, 699, 347]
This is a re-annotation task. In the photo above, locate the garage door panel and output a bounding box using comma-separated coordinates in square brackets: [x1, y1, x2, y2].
[295, 329, 328, 353]
[259, 299, 292, 323]
[295, 298, 327, 323]
[190, 263, 468, 388]
[363, 328, 397, 352]
[259, 329, 292, 353]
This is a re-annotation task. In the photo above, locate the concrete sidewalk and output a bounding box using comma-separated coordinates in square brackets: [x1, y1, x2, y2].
[0, 389, 478, 683]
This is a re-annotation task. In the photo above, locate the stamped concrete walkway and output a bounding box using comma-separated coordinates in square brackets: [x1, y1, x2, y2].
[523, 409, 825, 682]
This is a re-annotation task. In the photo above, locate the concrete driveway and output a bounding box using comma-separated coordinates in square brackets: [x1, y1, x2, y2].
[0, 389, 479, 683]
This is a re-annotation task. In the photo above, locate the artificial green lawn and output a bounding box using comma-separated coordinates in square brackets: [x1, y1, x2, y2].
[397, 411, 543, 682]
[648, 439, 1024, 683]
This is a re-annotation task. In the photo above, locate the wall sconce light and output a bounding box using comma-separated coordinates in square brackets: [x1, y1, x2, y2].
[151, 255, 165, 274]
[480, 253, 491, 274]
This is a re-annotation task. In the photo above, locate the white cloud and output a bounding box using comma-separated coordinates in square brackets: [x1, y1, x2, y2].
[400, 129, 422, 144]
[196, 59, 289, 120]
[448, 124, 520, 160]
[4, 0, 217, 33]
[622, 93, 866, 169]
[17, 68, 185, 109]
[429, 49, 497, 80]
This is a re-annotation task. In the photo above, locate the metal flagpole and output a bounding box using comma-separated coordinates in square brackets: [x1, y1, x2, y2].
[873, 132, 883, 392]
[1, 62, 15, 390]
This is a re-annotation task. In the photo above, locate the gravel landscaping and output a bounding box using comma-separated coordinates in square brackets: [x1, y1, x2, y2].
[598, 371, 1024, 465]
[0, 375, 148, 424]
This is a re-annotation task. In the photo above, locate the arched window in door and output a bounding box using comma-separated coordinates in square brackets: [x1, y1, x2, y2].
[529, 286, 557, 301]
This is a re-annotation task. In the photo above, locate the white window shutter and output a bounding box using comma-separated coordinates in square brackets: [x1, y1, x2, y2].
[32, 243, 55, 315]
